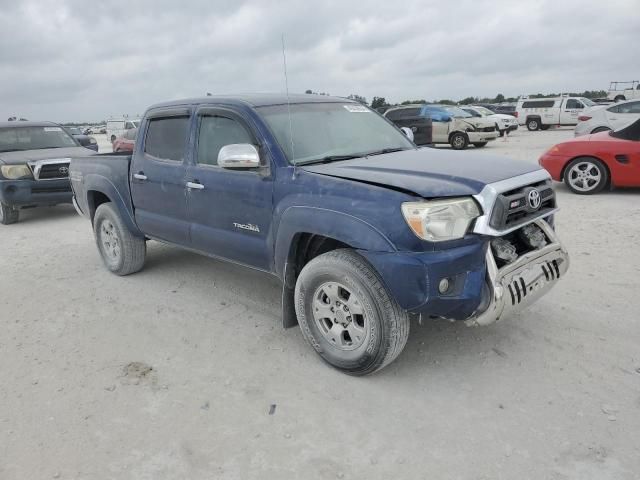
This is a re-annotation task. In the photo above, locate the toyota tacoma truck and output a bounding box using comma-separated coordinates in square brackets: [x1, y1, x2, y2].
[70, 94, 569, 375]
[0, 121, 97, 224]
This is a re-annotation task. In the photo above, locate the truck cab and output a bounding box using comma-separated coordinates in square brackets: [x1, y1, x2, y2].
[516, 96, 597, 131]
[70, 95, 569, 375]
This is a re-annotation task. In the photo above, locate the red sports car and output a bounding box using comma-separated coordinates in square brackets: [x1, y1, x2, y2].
[539, 119, 640, 194]
[112, 127, 137, 153]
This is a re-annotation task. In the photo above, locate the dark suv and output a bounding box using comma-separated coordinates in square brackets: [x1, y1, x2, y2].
[384, 106, 433, 146]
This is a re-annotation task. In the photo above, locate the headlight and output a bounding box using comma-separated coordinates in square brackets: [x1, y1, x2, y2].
[89, 138, 97, 144]
[402, 198, 480, 242]
[1, 164, 33, 180]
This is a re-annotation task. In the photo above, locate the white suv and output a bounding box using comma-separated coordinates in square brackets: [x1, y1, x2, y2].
[574, 99, 640, 136]
[460, 105, 518, 136]
[516, 96, 597, 131]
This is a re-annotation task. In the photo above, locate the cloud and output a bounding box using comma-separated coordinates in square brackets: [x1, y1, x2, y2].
[1, 0, 638, 121]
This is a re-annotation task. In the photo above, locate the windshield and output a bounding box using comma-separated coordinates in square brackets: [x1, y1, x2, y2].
[257, 102, 414, 164]
[473, 106, 494, 116]
[0, 126, 78, 152]
[440, 106, 472, 118]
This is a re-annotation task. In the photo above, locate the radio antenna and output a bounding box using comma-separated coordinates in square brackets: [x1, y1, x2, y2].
[281, 34, 296, 174]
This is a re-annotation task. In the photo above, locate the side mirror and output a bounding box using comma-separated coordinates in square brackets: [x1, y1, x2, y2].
[218, 144, 260, 169]
[400, 127, 414, 142]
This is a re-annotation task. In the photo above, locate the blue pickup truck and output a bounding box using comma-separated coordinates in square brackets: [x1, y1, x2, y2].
[70, 94, 569, 375]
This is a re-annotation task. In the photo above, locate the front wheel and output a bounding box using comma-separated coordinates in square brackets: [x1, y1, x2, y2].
[93, 202, 146, 275]
[294, 249, 410, 376]
[450, 132, 469, 150]
[0, 203, 19, 225]
[473, 142, 488, 148]
[564, 157, 608, 195]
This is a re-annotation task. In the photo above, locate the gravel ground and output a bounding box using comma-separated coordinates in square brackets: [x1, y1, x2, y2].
[1, 128, 639, 480]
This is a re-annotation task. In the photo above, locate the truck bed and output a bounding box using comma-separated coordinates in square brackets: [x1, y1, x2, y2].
[69, 153, 138, 233]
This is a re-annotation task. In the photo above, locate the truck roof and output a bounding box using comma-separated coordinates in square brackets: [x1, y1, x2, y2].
[148, 94, 354, 111]
[0, 121, 60, 129]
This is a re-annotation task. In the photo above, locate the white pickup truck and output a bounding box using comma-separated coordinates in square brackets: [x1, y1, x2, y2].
[516, 96, 597, 131]
[607, 80, 640, 102]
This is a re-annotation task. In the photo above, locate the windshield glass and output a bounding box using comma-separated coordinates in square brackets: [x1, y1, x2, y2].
[0, 126, 78, 152]
[440, 106, 472, 118]
[257, 102, 414, 164]
[473, 106, 494, 116]
[581, 98, 596, 107]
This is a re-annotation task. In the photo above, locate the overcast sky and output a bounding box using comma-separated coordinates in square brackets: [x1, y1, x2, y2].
[1, 0, 638, 122]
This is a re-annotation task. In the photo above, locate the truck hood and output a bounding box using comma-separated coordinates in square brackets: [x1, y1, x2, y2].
[301, 148, 542, 197]
[0, 146, 95, 165]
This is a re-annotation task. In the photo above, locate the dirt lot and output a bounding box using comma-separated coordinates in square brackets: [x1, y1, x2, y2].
[1, 128, 639, 480]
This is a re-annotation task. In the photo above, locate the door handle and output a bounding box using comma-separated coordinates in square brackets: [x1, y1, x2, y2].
[186, 181, 205, 190]
[133, 173, 147, 181]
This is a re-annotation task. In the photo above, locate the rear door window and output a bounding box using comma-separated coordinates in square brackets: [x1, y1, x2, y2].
[144, 117, 190, 161]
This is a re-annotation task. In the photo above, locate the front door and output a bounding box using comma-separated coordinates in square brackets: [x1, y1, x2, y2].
[560, 99, 584, 125]
[130, 111, 191, 245]
[186, 108, 274, 271]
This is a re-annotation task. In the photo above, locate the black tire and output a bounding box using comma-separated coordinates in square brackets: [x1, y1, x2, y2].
[527, 118, 540, 131]
[591, 126, 611, 134]
[93, 202, 145, 275]
[0, 202, 19, 225]
[110, 134, 116, 142]
[563, 157, 609, 195]
[449, 132, 469, 150]
[294, 249, 410, 376]
[473, 142, 488, 148]
[497, 124, 505, 137]
[614, 95, 625, 102]
[540, 125, 550, 131]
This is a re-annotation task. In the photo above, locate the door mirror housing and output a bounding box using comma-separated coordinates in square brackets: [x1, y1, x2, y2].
[218, 144, 260, 169]
[400, 127, 414, 142]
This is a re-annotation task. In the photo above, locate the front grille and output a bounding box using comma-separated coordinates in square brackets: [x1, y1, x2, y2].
[37, 162, 70, 180]
[489, 180, 556, 230]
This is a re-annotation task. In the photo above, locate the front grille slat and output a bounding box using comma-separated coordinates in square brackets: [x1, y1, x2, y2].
[489, 181, 556, 231]
[37, 162, 70, 180]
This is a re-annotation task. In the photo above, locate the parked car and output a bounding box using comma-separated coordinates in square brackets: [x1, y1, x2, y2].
[65, 126, 99, 151]
[0, 121, 96, 224]
[382, 106, 433, 145]
[106, 118, 140, 143]
[112, 127, 137, 152]
[385, 104, 497, 149]
[574, 99, 640, 136]
[493, 105, 517, 116]
[539, 118, 640, 194]
[516, 96, 597, 131]
[70, 94, 569, 375]
[460, 105, 518, 136]
[607, 80, 640, 102]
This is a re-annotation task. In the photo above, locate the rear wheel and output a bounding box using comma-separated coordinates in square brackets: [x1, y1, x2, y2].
[527, 118, 540, 131]
[540, 125, 550, 131]
[591, 126, 611, 134]
[450, 132, 469, 150]
[0, 203, 19, 225]
[564, 157, 608, 195]
[93, 202, 146, 275]
[614, 95, 625, 102]
[294, 249, 410, 376]
[110, 134, 116, 142]
[473, 142, 488, 148]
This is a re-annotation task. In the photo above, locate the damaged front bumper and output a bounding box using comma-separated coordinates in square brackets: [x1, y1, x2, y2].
[465, 220, 569, 326]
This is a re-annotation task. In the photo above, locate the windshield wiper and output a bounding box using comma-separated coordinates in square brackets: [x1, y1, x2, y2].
[364, 147, 407, 157]
[296, 154, 364, 166]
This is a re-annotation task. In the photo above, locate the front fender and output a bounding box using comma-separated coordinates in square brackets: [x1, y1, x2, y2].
[273, 205, 396, 278]
[83, 174, 143, 237]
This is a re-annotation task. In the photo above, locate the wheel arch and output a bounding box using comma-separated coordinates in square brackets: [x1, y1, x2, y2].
[83, 174, 142, 237]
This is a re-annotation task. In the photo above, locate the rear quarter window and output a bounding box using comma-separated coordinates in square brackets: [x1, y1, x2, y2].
[521, 100, 556, 109]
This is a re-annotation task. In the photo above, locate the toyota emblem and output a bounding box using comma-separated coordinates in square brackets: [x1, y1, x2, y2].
[527, 189, 541, 210]
[59, 166, 69, 174]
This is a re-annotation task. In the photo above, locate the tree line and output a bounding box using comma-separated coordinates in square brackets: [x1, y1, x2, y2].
[305, 90, 608, 109]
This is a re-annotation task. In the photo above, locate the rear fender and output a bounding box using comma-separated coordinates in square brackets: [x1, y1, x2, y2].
[83, 174, 142, 237]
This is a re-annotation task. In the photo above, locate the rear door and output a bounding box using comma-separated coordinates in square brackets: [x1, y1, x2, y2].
[606, 101, 640, 129]
[186, 107, 274, 270]
[130, 108, 192, 245]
